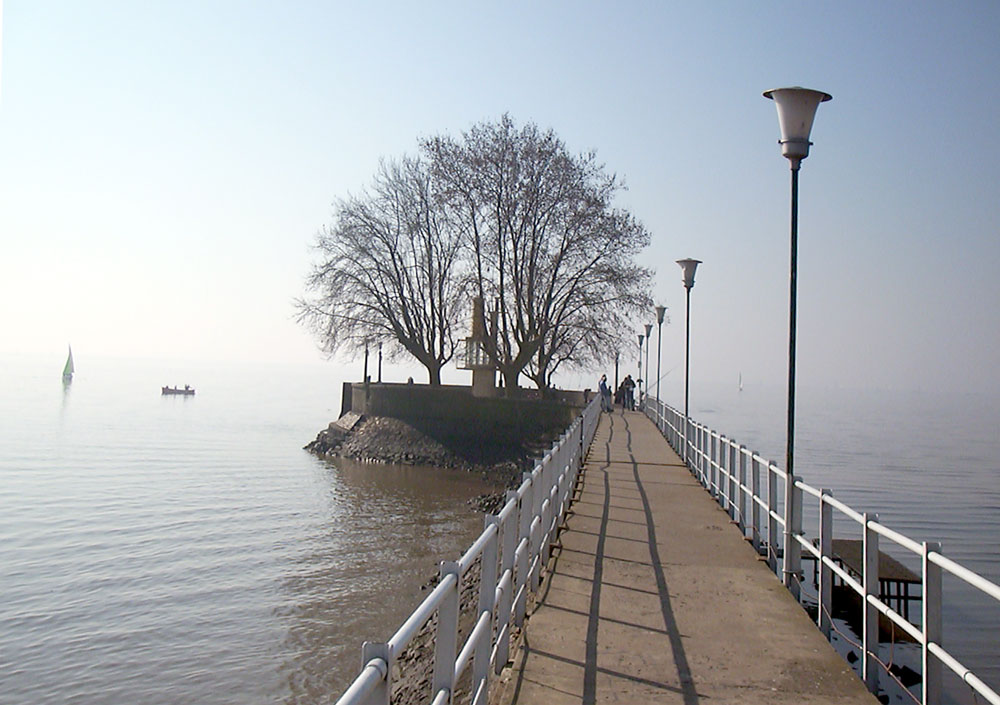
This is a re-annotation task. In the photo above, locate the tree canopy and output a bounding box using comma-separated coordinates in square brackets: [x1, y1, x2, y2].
[299, 116, 653, 390]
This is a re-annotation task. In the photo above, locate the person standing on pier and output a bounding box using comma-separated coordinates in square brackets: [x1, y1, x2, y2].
[599, 374, 612, 412]
[622, 374, 636, 411]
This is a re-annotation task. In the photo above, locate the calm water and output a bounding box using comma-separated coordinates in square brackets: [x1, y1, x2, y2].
[0, 355, 493, 705]
[2, 357, 997, 704]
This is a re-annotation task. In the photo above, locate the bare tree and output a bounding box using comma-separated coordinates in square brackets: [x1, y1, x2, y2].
[424, 116, 653, 394]
[297, 157, 467, 384]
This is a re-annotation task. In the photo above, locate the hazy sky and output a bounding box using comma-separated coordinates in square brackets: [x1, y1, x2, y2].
[2, 1, 998, 396]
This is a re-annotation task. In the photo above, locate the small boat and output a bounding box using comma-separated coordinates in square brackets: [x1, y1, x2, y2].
[62, 345, 75, 383]
[162, 385, 195, 396]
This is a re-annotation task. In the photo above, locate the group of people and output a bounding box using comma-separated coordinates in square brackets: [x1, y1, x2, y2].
[598, 374, 639, 412]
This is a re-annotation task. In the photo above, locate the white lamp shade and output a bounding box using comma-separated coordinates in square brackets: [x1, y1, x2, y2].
[676, 258, 702, 290]
[655, 305, 667, 324]
[763, 87, 832, 160]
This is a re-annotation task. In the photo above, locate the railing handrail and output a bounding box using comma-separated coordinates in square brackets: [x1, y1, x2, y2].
[645, 397, 999, 705]
[334, 395, 602, 705]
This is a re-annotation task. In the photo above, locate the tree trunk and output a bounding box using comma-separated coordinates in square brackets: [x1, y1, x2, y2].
[500, 366, 520, 397]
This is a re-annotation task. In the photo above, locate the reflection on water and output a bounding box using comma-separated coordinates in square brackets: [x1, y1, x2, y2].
[277, 458, 492, 704]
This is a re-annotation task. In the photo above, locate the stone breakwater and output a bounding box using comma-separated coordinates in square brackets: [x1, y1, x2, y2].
[304, 413, 541, 492]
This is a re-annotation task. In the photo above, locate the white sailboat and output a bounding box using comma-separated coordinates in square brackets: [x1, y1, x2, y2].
[738, 372, 743, 392]
[62, 345, 74, 383]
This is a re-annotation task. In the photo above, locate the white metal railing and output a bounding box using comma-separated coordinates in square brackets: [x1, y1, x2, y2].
[645, 397, 1000, 705]
[334, 396, 602, 705]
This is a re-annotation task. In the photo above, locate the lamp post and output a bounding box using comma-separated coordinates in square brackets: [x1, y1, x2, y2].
[655, 305, 667, 418]
[676, 259, 701, 418]
[764, 86, 831, 602]
[637, 333, 644, 409]
[377, 341, 383, 383]
[643, 323, 652, 410]
[677, 258, 700, 470]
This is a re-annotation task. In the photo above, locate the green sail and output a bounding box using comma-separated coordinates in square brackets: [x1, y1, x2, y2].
[63, 346, 74, 378]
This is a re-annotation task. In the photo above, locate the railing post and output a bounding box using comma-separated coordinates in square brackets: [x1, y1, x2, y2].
[699, 425, 707, 485]
[710, 433, 718, 498]
[751, 452, 761, 552]
[728, 442, 738, 518]
[922, 541, 942, 705]
[515, 477, 532, 627]
[531, 468, 543, 521]
[793, 482, 803, 599]
[361, 642, 390, 705]
[767, 464, 778, 573]
[529, 512, 542, 592]
[495, 492, 518, 672]
[862, 513, 880, 694]
[433, 561, 461, 704]
[683, 416, 690, 469]
[737, 445, 748, 534]
[783, 479, 802, 601]
[818, 489, 833, 638]
[473, 517, 500, 699]
[541, 486, 553, 566]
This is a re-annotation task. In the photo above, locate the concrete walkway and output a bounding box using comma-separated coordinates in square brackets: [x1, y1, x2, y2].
[492, 410, 876, 705]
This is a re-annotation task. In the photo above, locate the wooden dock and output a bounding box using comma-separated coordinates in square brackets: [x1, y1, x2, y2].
[491, 410, 877, 704]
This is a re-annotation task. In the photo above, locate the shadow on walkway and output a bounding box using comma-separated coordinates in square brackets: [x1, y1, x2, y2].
[492, 411, 876, 705]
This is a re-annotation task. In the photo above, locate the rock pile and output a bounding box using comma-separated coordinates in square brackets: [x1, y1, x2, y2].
[304, 414, 531, 488]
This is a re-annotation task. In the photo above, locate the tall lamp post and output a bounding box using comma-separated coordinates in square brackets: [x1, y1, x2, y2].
[654, 305, 667, 419]
[643, 323, 652, 410]
[637, 333, 644, 408]
[677, 258, 701, 469]
[763, 86, 831, 603]
[676, 259, 701, 418]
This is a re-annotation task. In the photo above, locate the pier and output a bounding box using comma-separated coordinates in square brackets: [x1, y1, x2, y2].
[492, 410, 876, 704]
[334, 396, 1000, 705]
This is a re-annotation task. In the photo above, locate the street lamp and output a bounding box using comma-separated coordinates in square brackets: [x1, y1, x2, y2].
[637, 333, 644, 410]
[764, 86, 831, 600]
[377, 341, 383, 383]
[654, 305, 667, 416]
[677, 258, 700, 470]
[676, 259, 701, 418]
[643, 323, 652, 409]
